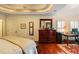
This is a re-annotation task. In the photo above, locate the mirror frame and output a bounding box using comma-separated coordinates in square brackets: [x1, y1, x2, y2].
[40, 19, 52, 29]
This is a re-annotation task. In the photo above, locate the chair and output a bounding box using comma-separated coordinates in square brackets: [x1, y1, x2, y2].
[56, 32, 62, 43]
[71, 28, 79, 42]
[71, 28, 79, 34]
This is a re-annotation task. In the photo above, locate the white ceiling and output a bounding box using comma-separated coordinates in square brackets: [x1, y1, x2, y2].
[54, 4, 79, 17]
[0, 4, 53, 14]
[0, 4, 67, 14]
[0, 4, 79, 15]
[0, 4, 79, 17]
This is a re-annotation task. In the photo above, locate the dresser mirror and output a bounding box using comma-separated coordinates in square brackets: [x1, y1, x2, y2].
[40, 19, 52, 29]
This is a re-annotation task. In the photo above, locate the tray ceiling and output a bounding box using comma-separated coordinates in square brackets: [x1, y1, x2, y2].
[0, 4, 53, 14]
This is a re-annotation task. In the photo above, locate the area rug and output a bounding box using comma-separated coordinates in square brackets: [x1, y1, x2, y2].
[58, 44, 79, 54]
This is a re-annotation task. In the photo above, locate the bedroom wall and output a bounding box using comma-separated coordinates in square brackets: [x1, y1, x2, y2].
[6, 14, 53, 41]
[6, 14, 79, 41]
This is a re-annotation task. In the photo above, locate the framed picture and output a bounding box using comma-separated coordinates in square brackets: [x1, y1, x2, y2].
[20, 23, 26, 29]
[29, 22, 34, 36]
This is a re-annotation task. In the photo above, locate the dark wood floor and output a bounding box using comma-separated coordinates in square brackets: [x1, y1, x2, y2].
[37, 43, 66, 54]
[36, 40, 78, 54]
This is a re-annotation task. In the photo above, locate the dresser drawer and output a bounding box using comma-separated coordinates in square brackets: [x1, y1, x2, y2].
[39, 29, 56, 43]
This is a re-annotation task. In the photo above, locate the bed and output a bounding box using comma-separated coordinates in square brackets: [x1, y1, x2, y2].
[0, 35, 37, 54]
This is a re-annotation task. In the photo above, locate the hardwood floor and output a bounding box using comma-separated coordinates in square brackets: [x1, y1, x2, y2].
[37, 43, 66, 54]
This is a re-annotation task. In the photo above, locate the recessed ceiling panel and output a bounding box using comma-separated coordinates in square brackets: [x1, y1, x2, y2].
[0, 4, 53, 14]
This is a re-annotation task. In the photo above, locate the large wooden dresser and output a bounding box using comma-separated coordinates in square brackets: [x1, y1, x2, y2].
[39, 29, 56, 43]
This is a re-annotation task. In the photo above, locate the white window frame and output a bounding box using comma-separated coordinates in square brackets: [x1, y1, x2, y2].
[70, 21, 79, 31]
[57, 20, 65, 33]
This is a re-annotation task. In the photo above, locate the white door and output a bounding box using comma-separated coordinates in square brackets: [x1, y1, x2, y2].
[0, 20, 2, 37]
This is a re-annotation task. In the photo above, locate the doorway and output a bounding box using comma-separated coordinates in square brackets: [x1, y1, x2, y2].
[0, 20, 2, 37]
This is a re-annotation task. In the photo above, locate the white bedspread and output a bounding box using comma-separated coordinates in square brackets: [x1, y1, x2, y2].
[0, 38, 22, 54]
[2, 35, 37, 54]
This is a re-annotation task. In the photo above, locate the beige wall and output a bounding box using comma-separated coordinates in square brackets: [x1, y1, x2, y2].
[6, 14, 53, 41]
[6, 14, 79, 41]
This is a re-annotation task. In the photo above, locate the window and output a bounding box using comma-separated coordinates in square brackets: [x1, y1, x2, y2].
[57, 20, 79, 33]
[70, 21, 79, 31]
[57, 21, 65, 33]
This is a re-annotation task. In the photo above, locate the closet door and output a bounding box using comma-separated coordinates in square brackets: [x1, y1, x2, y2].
[0, 20, 2, 37]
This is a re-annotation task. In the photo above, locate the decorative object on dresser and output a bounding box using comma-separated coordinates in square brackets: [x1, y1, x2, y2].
[29, 22, 34, 36]
[39, 29, 56, 43]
